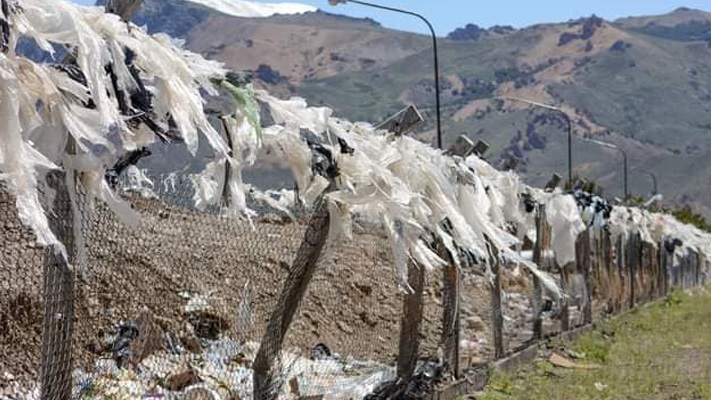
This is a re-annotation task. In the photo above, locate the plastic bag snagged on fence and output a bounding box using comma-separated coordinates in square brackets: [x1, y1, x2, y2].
[1, 0, 238, 261]
[546, 194, 585, 266]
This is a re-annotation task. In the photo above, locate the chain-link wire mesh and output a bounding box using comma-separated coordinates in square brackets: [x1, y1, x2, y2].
[0, 184, 45, 396]
[499, 262, 534, 356]
[61, 171, 409, 398]
[4, 170, 711, 399]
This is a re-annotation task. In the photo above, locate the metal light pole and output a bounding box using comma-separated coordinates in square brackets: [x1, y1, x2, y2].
[642, 171, 658, 196]
[586, 139, 628, 199]
[632, 168, 658, 196]
[504, 97, 573, 184]
[329, 0, 443, 149]
[647, 172, 658, 196]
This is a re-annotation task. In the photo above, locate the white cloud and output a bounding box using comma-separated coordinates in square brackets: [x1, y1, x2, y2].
[184, 0, 317, 18]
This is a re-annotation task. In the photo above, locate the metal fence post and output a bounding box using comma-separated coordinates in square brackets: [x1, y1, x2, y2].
[603, 229, 614, 312]
[695, 251, 700, 287]
[397, 262, 426, 384]
[657, 244, 664, 297]
[627, 235, 637, 309]
[617, 235, 626, 312]
[253, 191, 332, 399]
[491, 257, 505, 359]
[684, 253, 688, 289]
[40, 171, 77, 400]
[531, 204, 545, 340]
[440, 241, 460, 378]
[559, 261, 570, 332]
[582, 229, 592, 325]
[662, 243, 670, 295]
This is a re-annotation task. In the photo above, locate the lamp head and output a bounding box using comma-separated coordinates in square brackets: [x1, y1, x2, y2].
[375, 104, 424, 136]
[447, 136, 489, 158]
[447, 135, 475, 157]
[328, 0, 347, 5]
[473, 140, 490, 157]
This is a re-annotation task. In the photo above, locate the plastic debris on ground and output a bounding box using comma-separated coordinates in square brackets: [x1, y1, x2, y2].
[547, 352, 600, 370]
[62, 338, 394, 400]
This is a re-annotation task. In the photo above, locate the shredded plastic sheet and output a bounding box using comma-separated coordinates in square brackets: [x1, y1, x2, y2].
[252, 92, 568, 295]
[0, 0, 596, 290]
[0, 53, 66, 256]
[0, 0, 229, 260]
[545, 193, 586, 267]
[249, 187, 296, 219]
[3, 0, 711, 298]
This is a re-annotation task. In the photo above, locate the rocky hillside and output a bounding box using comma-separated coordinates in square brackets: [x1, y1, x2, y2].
[97, 1, 711, 217]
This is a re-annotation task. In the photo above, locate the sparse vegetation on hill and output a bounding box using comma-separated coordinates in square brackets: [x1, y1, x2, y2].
[96, 1, 711, 219]
[672, 206, 711, 233]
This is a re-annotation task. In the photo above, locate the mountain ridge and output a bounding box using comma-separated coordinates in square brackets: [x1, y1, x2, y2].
[94, 0, 711, 218]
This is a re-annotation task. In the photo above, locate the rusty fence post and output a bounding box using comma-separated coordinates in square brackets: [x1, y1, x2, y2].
[252, 192, 332, 399]
[441, 242, 460, 378]
[603, 229, 614, 313]
[680, 253, 687, 290]
[617, 235, 626, 312]
[397, 262, 426, 384]
[559, 262, 570, 332]
[695, 251, 701, 287]
[657, 244, 665, 298]
[531, 204, 545, 340]
[662, 243, 670, 295]
[627, 234, 636, 309]
[491, 257, 505, 359]
[582, 229, 592, 325]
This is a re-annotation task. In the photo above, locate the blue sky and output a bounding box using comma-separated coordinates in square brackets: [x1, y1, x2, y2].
[70, 0, 711, 35]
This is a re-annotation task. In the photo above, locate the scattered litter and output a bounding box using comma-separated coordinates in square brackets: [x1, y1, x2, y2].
[594, 381, 607, 391]
[60, 338, 394, 399]
[548, 352, 600, 370]
[566, 349, 586, 360]
[112, 322, 140, 369]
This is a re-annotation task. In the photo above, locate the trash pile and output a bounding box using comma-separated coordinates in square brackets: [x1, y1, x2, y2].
[0, 376, 40, 400]
[69, 339, 394, 400]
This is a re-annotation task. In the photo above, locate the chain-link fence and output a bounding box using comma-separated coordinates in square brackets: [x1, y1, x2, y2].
[1, 178, 709, 399]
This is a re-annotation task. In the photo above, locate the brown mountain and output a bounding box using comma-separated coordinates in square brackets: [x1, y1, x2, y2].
[125, 1, 711, 218]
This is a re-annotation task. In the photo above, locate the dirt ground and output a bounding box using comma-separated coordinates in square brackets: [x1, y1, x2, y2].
[3, 191, 536, 389]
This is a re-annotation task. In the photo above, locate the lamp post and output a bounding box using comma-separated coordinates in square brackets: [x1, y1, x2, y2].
[586, 139, 628, 199]
[631, 168, 658, 196]
[329, 0, 443, 149]
[504, 97, 573, 184]
[643, 171, 658, 196]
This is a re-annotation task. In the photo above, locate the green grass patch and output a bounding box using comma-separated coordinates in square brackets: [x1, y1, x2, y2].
[471, 289, 711, 400]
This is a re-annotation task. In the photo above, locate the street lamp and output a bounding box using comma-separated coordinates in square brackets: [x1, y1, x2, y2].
[633, 168, 658, 196]
[503, 97, 573, 184]
[585, 139, 628, 199]
[329, 0, 443, 149]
